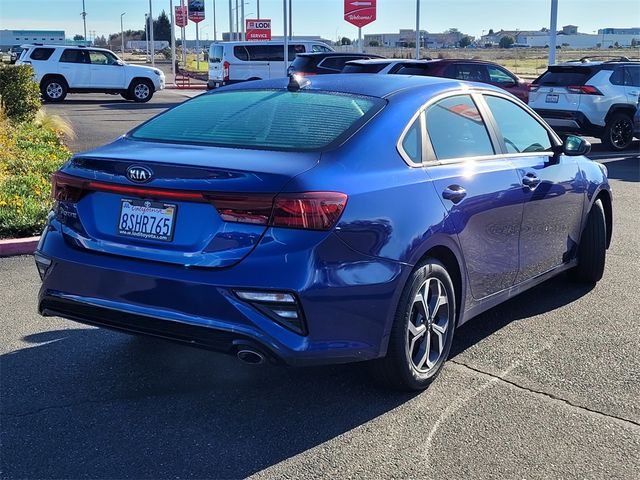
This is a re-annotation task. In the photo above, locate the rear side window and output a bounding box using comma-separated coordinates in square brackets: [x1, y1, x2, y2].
[536, 66, 593, 86]
[312, 44, 332, 53]
[426, 95, 494, 160]
[289, 55, 315, 71]
[450, 64, 489, 82]
[234, 44, 305, 61]
[319, 56, 362, 71]
[130, 90, 384, 151]
[392, 64, 433, 76]
[624, 66, 640, 87]
[30, 48, 55, 61]
[342, 62, 390, 73]
[400, 115, 423, 163]
[210, 45, 223, 63]
[484, 95, 552, 154]
[60, 49, 88, 63]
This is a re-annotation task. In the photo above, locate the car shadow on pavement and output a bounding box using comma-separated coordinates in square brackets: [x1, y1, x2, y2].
[602, 157, 640, 183]
[450, 273, 594, 359]
[1, 326, 415, 479]
[51, 99, 176, 109]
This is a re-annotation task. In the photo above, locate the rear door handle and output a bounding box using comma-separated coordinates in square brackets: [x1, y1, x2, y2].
[442, 185, 467, 204]
[522, 172, 541, 188]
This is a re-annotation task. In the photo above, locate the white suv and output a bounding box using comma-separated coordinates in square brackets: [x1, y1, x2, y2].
[16, 44, 165, 103]
[529, 58, 640, 150]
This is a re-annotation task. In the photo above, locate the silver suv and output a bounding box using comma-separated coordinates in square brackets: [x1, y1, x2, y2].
[16, 44, 165, 103]
[529, 58, 640, 150]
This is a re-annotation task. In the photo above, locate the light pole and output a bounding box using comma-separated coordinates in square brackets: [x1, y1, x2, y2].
[257, 0, 260, 18]
[415, 0, 421, 59]
[81, 0, 87, 42]
[145, 14, 150, 60]
[235, 0, 239, 41]
[213, 0, 217, 41]
[149, 0, 155, 67]
[283, 0, 288, 76]
[241, 0, 245, 40]
[549, 0, 558, 65]
[289, 0, 292, 40]
[170, 1, 176, 81]
[120, 12, 126, 55]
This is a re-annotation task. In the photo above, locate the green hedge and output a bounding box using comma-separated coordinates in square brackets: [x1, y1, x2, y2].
[0, 64, 41, 122]
[0, 114, 70, 238]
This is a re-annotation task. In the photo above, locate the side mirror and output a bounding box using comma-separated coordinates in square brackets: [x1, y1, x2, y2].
[561, 135, 591, 156]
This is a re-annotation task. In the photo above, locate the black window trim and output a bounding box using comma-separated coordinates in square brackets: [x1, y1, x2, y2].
[396, 89, 562, 167]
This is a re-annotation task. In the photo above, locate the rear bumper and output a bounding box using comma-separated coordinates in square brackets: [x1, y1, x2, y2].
[36, 221, 409, 366]
[534, 109, 604, 136]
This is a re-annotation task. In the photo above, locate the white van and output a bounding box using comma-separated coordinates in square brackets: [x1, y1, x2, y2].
[207, 40, 334, 89]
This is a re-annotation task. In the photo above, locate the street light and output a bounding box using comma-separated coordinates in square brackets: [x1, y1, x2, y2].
[81, 0, 87, 42]
[144, 13, 150, 61]
[120, 12, 126, 56]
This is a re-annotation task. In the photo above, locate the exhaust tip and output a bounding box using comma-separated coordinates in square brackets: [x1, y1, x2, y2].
[237, 349, 266, 365]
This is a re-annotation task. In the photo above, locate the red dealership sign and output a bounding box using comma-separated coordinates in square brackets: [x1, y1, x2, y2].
[344, 0, 376, 28]
[246, 19, 272, 41]
[175, 6, 188, 28]
[188, 0, 205, 24]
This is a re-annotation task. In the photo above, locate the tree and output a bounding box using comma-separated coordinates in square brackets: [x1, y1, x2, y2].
[94, 35, 107, 46]
[154, 10, 171, 42]
[488, 28, 494, 35]
[459, 36, 472, 48]
[446, 28, 459, 34]
[340, 37, 351, 46]
[499, 35, 515, 48]
[73, 34, 84, 41]
[368, 40, 379, 47]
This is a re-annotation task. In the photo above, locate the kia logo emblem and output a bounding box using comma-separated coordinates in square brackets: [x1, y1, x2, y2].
[126, 165, 153, 183]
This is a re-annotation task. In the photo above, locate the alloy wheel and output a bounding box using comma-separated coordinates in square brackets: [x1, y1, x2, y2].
[46, 83, 63, 99]
[405, 277, 451, 373]
[134, 83, 150, 100]
[610, 118, 633, 149]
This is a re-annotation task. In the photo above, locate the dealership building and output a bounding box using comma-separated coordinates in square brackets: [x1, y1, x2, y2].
[0, 29, 66, 49]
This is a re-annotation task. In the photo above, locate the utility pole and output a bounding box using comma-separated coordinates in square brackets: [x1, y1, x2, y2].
[288, 0, 292, 40]
[549, 0, 558, 65]
[81, 0, 87, 42]
[120, 12, 126, 55]
[235, 0, 239, 41]
[241, 0, 245, 40]
[181, 0, 186, 64]
[257, 0, 260, 18]
[415, 0, 421, 59]
[283, 0, 288, 76]
[149, 0, 155, 67]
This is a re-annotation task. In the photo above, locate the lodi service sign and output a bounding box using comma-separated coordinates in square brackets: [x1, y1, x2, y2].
[246, 19, 272, 41]
[344, 0, 377, 28]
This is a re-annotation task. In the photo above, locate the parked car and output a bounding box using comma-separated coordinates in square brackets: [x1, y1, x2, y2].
[342, 58, 530, 101]
[15, 44, 165, 102]
[207, 40, 334, 89]
[529, 59, 640, 150]
[287, 52, 383, 76]
[36, 75, 612, 391]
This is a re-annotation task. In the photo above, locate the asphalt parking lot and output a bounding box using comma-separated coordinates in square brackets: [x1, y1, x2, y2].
[1, 92, 639, 479]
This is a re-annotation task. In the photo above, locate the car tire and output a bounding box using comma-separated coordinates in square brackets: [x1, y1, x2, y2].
[40, 77, 68, 103]
[570, 199, 606, 283]
[371, 259, 456, 391]
[128, 79, 154, 103]
[602, 113, 634, 151]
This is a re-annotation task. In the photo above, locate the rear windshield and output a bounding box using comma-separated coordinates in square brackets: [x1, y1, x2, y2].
[289, 55, 315, 71]
[535, 66, 593, 86]
[342, 62, 390, 73]
[130, 90, 384, 151]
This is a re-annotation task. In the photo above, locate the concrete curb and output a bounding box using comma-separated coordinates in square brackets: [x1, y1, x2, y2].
[0, 236, 39, 257]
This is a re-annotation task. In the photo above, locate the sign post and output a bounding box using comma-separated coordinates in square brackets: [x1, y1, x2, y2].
[188, 0, 206, 70]
[343, 1, 377, 52]
[245, 19, 272, 41]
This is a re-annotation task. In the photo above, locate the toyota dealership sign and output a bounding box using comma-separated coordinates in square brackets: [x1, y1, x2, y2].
[344, 0, 377, 28]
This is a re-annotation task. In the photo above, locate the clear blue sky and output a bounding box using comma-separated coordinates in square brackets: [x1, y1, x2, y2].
[0, 0, 638, 41]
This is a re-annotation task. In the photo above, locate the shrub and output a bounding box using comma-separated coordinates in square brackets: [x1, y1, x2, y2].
[0, 112, 70, 238]
[0, 64, 41, 122]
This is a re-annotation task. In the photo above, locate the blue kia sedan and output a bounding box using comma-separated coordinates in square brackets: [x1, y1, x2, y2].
[35, 74, 612, 390]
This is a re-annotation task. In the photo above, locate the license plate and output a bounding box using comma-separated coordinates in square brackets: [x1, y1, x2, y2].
[545, 94, 559, 103]
[117, 199, 177, 242]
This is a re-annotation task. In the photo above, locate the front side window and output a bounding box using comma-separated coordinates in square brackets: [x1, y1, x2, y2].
[484, 95, 552, 154]
[487, 65, 515, 85]
[130, 90, 384, 151]
[426, 95, 494, 160]
[312, 45, 332, 53]
[453, 64, 488, 82]
[89, 51, 118, 65]
[624, 66, 640, 87]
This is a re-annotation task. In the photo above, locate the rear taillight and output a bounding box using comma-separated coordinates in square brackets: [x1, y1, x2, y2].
[566, 85, 602, 95]
[223, 60, 230, 81]
[208, 192, 347, 231]
[51, 171, 88, 202]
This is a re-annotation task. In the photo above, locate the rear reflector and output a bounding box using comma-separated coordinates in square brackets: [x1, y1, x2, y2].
[52, 172, 347, 231]
[566, 85, 602, 95]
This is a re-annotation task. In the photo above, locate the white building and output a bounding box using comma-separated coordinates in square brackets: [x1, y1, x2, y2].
[0, 29, 65, 49]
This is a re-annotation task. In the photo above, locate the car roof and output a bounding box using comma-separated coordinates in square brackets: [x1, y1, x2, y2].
[20, 44, 109, 52]
[297, 52, 382, 58]
[215, 73, 502, 99]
